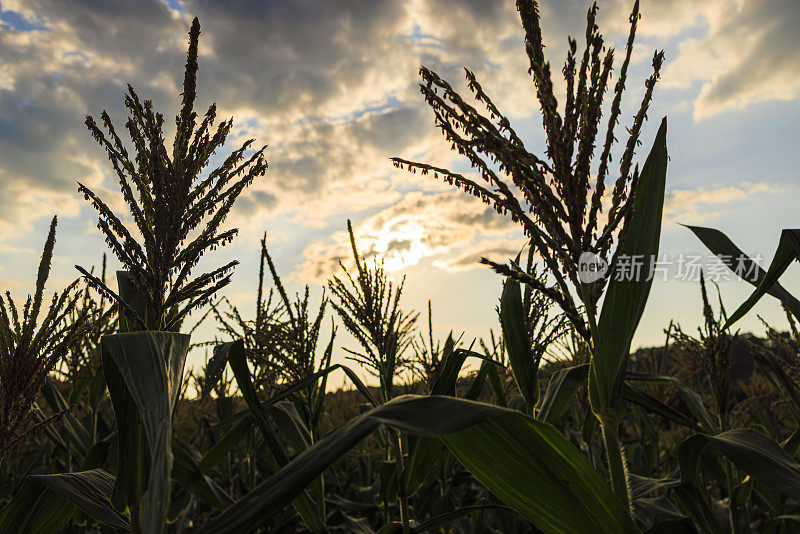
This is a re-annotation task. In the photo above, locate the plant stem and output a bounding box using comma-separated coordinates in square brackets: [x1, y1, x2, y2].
[392, 431, 411, 534]
[600, 410, 631, 511]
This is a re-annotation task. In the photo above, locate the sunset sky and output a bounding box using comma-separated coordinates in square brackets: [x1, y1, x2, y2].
[1, 0, 798, 381]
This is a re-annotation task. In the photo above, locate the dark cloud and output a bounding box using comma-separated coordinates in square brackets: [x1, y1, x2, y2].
[235, 189, 278, 216]
[1, 0, 795, 292]
[0, 0, 524, 238]
[182, 0, 410, 117]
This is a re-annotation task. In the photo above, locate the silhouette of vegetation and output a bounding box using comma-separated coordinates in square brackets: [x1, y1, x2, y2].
[2, 3, 800, 533]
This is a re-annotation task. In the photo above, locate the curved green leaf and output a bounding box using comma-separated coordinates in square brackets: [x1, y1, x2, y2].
[217, 339, 326, 533]
[197, 417, 254, 473]
[625, 372, 716, 433]
[0, 469, 130, 532]
[685, 225, 800, 321]
[102, 331, 190, 533]
[197, 395, 639, 534]
[500, 276, 538, 410]
[172, 439, 233, 510]
[697, 428, 800, 498]
[402, 345, 480, 497]
[724, 229, 800, 328]
[621, 384, 704, 433]
[538, 364, 588, 423]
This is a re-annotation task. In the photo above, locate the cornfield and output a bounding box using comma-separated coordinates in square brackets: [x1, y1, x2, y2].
[2, 2, 800, 533]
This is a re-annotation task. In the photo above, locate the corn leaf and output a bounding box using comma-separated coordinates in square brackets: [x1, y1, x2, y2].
[687, 428, 800, 498]
[0, 469, 130, 532]
[591, 118, 668, 413]
[41, 379, 92, 457]
[685, 226, 800, 321]
[625, 372, 717, 433]
[402, 346, 477, 496]
[197, 417, 254, 473]
[724, 229, 800, 328]
[196, 395, 639, 534]
[538, 363, 589, 423]
[171, 439, 233, 510]
[500, 275, 539, 411]
[102, 331, 190, 533]
[216, 339, 326, 533]
[621, 384, 704, 433]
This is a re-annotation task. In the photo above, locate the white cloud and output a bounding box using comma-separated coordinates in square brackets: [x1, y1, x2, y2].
[646, 0, 800, 120]
[665, 182, 780, 223]
[296, 190, 522, 282]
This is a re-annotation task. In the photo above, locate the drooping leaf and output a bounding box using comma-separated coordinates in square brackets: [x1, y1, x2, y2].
[197, 416, 254, 474]
[625, 372, 717, 433]
[0, 469, 130, 532]
[538, 363, 589, 423]
[402, 347, 483, 496]
[685, 226, 800, 321]
[689, 428, 800, 498]
[216, 339, 325, 532]
[196, 395, 639, 534]
[41, 379, 92, 457]
[621, 383, 704, 433]
[171, 439, 233, 510]
[724, 229, 800, 327]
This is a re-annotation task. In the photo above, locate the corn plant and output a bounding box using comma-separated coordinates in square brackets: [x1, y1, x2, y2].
[52, 255, 116, 401]
[0, 217, 90, 462]
[194, 3, 667, 533]
[393, 0, 668, 507]
[76, 17, 267, 332]
[1, 17, 264, 534]
[210, 234, 334, 434]
[6, 2, 800, 533]
[328, 220, 418, 403]
[670, 272, 737, 431]
[498, 246, 567, 414]
[409, 300, 461, 391]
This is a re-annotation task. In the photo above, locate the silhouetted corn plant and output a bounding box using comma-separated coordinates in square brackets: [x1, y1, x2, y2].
[67, 18, 256, 533]
[329, 220, 417, 402]
[211, 234, 331, 396]
[393, 0, 669, 507]
[53, 254, 117, 389]
[746, 307, 800, 423]
[501, 247, 568, 412]
[76, 17, 267, 331]
[393, 0, 663, 340]
[670, 272, 737, 430]
[328, 220, 418, 532]
[409, 300, 461, 391]
[0, 217, 90, 461]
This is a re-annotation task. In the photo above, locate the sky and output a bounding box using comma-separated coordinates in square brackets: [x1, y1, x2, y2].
[1, 0, 798, 385]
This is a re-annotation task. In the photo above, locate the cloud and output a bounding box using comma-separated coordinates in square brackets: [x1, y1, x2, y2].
[296, 190, 522, 282]
[1, 0, 797, 325]
[664, 182, 780, 223]
[0, 0, 531, 245]
[643, 0, 800, 120]
[297, 180, 785, 283]
[433, 239, 524, 273]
